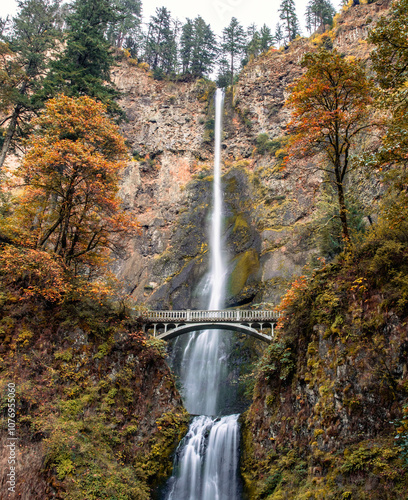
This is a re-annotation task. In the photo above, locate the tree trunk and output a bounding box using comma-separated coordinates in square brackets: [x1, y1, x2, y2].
[336, 179, 350, 247]
[230, 53, 234, 87]
[0, 108, 20, 171]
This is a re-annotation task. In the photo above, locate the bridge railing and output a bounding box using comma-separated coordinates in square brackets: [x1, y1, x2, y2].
[138, 309, 281, 323]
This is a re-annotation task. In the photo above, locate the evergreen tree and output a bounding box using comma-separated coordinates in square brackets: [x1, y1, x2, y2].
[190, 16, 217, 77]
[45, 0, 122, 115]
[180, 16, 217, 77]
[216, 58, 232, 88]
[260, 24, 274, 52]
[144, 7, 177, 76]
[305, 0, 336, 34]
[368, 0, 408, 203]
[278, 0, 300, 44]
[221, 17, 246, 86]
[0, 0, 62, 171]
[274, 22, 285, 47]
[245, 24, 262, 61]
[107, 0, 142, 49]
[180, 18, 194, 74]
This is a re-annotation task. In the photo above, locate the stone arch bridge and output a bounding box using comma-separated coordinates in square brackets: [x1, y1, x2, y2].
[140, 309, 281, 343]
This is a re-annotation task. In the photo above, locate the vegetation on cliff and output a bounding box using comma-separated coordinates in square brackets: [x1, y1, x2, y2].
[241, 1, 408, 497]
[0, 280, 188, 498]
[242, 211, 408, 498]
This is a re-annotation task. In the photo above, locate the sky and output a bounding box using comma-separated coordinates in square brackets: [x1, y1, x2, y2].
[0, 0, 334, 37]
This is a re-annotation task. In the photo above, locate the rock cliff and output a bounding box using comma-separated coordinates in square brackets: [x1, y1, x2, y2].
[112, 0, 390, 310]
[240, 231, 408, 498]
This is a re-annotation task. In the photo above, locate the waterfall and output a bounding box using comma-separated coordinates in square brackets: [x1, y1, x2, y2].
[164, 89, 242, 500]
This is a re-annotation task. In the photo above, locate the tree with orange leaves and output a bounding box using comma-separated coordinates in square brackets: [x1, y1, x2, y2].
[8, 94, 137, 277]
[285, 49, 372, 246]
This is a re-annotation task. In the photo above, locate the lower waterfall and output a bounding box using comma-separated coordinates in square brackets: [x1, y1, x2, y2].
[165, 415, 240, 500]
[163, 89, 242, 499]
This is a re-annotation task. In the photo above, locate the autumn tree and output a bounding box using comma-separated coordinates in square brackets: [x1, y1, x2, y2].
[10, 95, 136, 275]
[285, 49, 372, 246]
[0, 0, 62, 171]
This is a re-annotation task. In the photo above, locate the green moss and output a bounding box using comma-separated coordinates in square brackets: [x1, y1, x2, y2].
[228, 249, 260, 296]
[233, 214, 250, 232]
[135, 410, 189, 488]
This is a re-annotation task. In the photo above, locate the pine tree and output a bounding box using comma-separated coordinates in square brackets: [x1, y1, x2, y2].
[190, 17, 217, 77]
[305, 0, 336, 34]
[274, 22, 285, 47]
[180, 18, 194, 74]
[107, 0, 142, 49]
[260, 24, 274, 52]
[45, 0, 122, 116]
[245, 24, 262, 61]
[216, 58, 232, 88]
[180, 16, 217, 77]
[0, 0, 62, 171]
[278, 0, 300, 44]
[144, 7, 177, 76]
[221, 17, 246, 86]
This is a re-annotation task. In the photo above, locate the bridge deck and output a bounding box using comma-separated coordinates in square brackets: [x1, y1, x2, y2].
[140, 309, 280, 323]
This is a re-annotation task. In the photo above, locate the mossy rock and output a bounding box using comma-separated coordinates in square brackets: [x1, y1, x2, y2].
[228, 249, 260, 297]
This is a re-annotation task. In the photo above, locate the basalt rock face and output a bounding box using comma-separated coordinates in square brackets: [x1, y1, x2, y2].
[112, 2, 389, 310]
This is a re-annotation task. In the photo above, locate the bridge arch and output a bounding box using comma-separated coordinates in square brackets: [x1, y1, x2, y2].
[155, 322, 273, 343]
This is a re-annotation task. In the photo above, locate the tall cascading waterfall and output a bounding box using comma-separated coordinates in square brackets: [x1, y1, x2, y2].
[164, 89, 241, 500]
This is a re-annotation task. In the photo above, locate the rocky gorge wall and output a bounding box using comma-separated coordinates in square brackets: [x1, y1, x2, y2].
[112, 0, 390, 310]
[240, 233, 408, 499]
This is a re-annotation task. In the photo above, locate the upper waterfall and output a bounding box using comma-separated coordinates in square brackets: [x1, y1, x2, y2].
[209, 88, 225, 311]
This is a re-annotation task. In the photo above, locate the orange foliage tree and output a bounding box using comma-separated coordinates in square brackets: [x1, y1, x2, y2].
[8, 94, 137, 277]
[285, 49, 373, 246]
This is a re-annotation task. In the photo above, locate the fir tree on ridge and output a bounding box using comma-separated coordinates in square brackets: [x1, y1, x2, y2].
[0, 0, 62, 171]
[279, 0, 301, 44]
[44, 0, 123, 117]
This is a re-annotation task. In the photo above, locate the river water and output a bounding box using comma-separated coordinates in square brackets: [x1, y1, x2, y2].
[164, 89, 242, 500]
